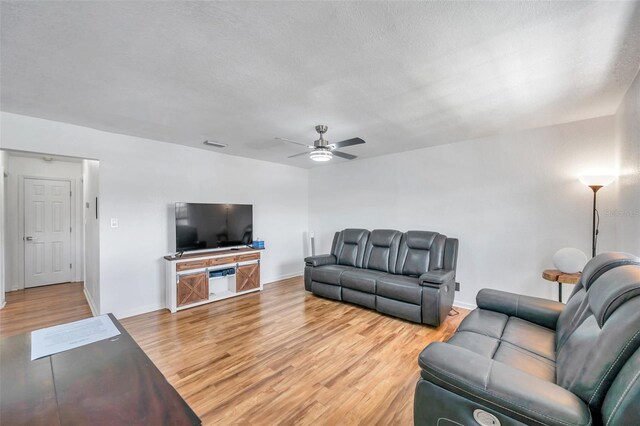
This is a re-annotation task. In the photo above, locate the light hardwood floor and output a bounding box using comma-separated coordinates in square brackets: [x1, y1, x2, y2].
[0, 276, 468, 425]
[0, 281, 92, 337]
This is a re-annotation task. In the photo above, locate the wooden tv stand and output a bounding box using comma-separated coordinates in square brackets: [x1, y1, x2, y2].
[164, 247, 263, 313]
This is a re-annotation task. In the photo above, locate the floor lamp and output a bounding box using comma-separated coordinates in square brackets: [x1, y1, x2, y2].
[579, 175, 616, 257]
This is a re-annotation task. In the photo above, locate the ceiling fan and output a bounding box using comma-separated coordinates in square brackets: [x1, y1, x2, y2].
[276, 125, 365, 162]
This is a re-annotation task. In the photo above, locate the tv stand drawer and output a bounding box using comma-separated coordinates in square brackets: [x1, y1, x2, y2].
[238, 253, 260, 262]
[176, 260, 208, 271]
[208, 256, 237, 267]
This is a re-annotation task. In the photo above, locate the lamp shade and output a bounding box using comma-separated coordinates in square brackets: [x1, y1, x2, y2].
[579, 175, 616, 187]
[553, 248, 588, 274]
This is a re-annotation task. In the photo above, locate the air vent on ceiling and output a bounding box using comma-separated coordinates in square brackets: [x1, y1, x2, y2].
[203, 140, 227, 148]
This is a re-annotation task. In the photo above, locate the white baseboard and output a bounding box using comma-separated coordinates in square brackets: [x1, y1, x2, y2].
[453, 300, 477, 311]
[83, 287, 99, 316]
[0, 299, 5, 309]
[263, 271, 303, 285]
[113, 303, 166, 320]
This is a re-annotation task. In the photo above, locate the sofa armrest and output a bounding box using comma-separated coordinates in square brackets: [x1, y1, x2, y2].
[419, 269, 455, 288]
[304, 254, 336, 267]
[419, 343, 592, 426]
[476, 288, 564, 329]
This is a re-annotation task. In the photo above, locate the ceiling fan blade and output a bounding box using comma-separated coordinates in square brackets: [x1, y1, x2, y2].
[275, 137, 313, 148]
[287, 151, 310, 158]
[331, 137, 365, 149]
[332, 150, 357, 160]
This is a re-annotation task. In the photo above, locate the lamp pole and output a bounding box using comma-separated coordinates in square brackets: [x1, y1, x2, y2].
[589, 185, 602, 258]
[580, 175, 615, 258]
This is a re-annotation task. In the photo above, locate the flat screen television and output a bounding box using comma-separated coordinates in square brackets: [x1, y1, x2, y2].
[175, 203, 253, 252]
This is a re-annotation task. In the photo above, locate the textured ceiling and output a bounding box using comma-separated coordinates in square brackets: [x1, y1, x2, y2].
[2, 1, 639, 168]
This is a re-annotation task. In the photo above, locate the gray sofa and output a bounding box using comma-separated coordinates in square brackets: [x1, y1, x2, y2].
[304, 229, 458, 327]
[415, 252, 640, 426]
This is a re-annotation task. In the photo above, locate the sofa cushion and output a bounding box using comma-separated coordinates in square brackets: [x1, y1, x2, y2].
[450, 309, 557, 382]
[376, 274, 421, 305]
[556, 264, 640, 408]
[447, 330, 499, 358]
[333, 228, 369, 267]
[493, 342, 556, 382]
[501, 317, 556, 361]
[310, 265, 355, 286]
[395, 231, 446, 276]
[341, 269, 382, 293]
[457, 309, 508, 339]
[362, 229, 402, 273]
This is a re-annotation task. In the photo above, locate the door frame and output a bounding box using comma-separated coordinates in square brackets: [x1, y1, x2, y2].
[17, 175, 79, 289]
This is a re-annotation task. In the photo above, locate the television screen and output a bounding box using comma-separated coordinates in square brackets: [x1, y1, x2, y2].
[175, 203, 253, 252]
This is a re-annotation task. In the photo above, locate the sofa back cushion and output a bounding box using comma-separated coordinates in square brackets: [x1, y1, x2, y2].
[332, 229, 369, 268]
[556, 262, 640, 409]
[395, 231, 445, 277]
[363, 230, 402, 273]
[556, 252, 640, 350]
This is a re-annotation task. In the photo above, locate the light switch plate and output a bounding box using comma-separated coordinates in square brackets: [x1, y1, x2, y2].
[110, 218, 119, 228]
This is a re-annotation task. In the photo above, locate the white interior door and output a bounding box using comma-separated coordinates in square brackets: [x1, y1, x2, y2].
[24, 178, 72, 288]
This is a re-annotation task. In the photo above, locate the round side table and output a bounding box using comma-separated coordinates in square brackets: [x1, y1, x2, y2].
[542, 269, 581, 302]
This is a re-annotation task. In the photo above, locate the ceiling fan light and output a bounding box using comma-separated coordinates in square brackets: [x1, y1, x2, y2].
[309, 150, 333, 162]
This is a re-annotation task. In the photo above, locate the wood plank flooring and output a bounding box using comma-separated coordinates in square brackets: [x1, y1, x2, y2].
[0, 276, 468, 425]
[0, 282, 92, 337]
[121, 277, 468, 425]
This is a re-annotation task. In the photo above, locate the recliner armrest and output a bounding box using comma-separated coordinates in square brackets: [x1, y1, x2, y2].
[304, 254, 337, 267]
[476, 288, 564, 329]
[419, 269, 455, 288]
[419, 343, 592, 426]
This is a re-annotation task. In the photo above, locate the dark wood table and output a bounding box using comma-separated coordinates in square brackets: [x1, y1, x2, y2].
[0, 314, 201, 425]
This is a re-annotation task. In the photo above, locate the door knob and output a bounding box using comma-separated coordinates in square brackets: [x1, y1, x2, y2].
[25, 236, 34, 241]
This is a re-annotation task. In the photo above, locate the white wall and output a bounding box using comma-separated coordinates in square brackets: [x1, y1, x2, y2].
[82, 159, 100, 315]
[308, 116, 620, 308]
[3, 154, 84, 290]
[0, 151, 7, 307]
[0, 112, 309, 318]
[614, 70, 640, 255]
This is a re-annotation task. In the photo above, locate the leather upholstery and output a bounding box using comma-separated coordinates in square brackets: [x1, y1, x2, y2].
[555, 253, 640, 353]
[376, 275, 421, 304]
[341, 269, 382, 293]
[303, 229, 459, 326]
[342, 288, 376, 309]
[304, 254, 336, 267]
[443, 238, 458, 272]
[363, 229, 402, 273]
[417, 343, 591, 426]
[556, 265, 640, 408]
[415, 251, 640, 426]
[396, 231, 445, 276]
[419, 269, 455, 286]
[310, 264, 354, 286]
[476, 288, 565, 329]
[332, 228, 369, 268]
[602, 345, 640, 426]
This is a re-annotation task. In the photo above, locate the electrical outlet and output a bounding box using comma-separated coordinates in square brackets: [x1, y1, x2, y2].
[110, 218, 119, 228]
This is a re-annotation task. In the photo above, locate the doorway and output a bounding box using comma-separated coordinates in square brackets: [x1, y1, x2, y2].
[23, 177, 72, 287]
[1, 150, 101, 319]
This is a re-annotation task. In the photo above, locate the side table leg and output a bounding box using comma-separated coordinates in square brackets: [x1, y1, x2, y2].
[558, 282, 562, 303]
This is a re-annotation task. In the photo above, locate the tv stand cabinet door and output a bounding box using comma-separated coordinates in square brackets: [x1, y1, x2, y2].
[177, 272, 208, 307]
[236, 264, 260, 292]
